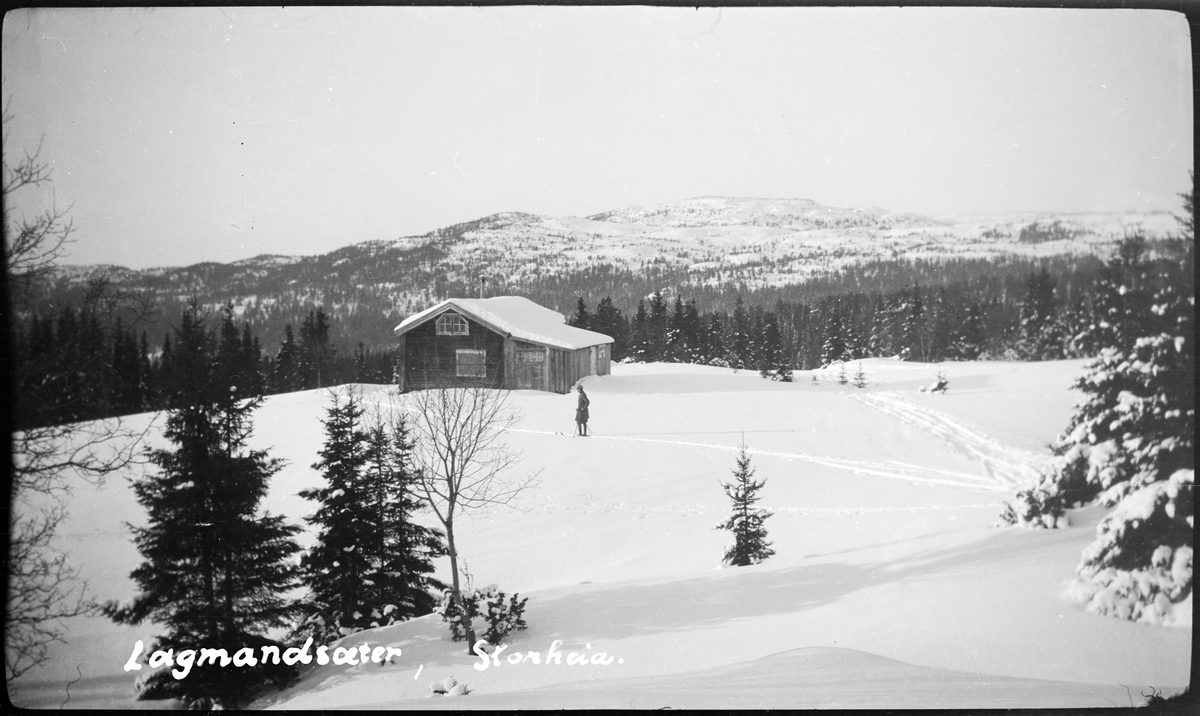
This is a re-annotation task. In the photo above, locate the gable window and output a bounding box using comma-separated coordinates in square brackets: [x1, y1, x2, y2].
[456, 349, 487, 378]
[517, 350, 545, 364]
[436, 313, 469, 336]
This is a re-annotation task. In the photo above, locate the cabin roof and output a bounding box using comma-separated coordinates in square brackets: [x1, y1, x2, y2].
[393, 296, 613, 351]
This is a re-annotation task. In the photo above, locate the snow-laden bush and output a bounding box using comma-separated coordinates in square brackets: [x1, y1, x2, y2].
[996, 477, 1069, 529]
[760, 366, 793, 382]
[436, 585, 528, 645]
[428, 675, 471, 697]
[1068, 470, 1193, 623]
[480, 589, 529, 646]
[436, 588, 481, 642]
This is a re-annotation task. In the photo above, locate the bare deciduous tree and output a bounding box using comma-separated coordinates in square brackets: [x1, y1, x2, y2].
[4, 97, 149, 681]
[399, 381, 539, 652]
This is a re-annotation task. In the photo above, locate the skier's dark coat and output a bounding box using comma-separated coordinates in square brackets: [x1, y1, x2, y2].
[576, 388, 590, 424]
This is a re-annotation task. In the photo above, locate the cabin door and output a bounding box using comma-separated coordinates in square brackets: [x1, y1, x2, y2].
[515, 348, 546, 390]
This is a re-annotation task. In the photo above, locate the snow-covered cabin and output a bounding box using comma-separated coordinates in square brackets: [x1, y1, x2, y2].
[392, 296, 614, 393]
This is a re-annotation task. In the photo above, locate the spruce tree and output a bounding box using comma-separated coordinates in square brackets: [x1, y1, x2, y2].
[216, 303, 245, 395]
[1064, 262, 1193, 622]
[665, 295, 687, 362]
[926, 288, 953, 361]
[704, 313, 726, 366]
[295, 389, 374, 643]
[1016, 266, 1063, 360]
[748, 309, 765, 370]
[682, 300, 701, 361]
[1000, 192, 1194, 623]
[628, 299, 650, 362]
[853, 363, 867, 389]
[353, 341, 369, 383]
[729, 296, 752, 369]
[138, 331, 154, 407]
[111, 317, 144, 415]
[842, 309, 865, 361]
[716, 445, 775, 566]
[103, 308, 302, 709]
[648, 290, 668, 361]
[240, 323, 265, 395]
[272, 325, 302, 393]
[362, 410, 448, 622]
[1074, 235, 1151, 357]
[867, 295, 890, 357]
[821, 312, 848, 367]
[594, 296, 627, 360]
[299, 309, 333, 389]
[569, 297, 592, 330]
[757, 312, 789, 380]
[900, 283, 926, 361]
[948, 300, 986, 360]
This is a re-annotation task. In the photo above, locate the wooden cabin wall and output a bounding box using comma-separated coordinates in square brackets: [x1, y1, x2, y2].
[573, 347, 589, 387]
[512, 343, 615, 394]
[597, 344, 611, 376]
[401, 313, 505, 391]
[549, 348, 567, 393]
[505, 339, 552, 392]
[397, 334, 407, 391]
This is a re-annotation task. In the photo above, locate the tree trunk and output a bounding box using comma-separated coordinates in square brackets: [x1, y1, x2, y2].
[445, 520, 476, 653]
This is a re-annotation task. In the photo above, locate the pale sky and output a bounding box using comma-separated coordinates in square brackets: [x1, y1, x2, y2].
[2, 6, 1193, 269]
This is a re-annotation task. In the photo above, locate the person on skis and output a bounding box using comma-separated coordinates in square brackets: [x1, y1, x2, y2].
[575, 385, 590, 436]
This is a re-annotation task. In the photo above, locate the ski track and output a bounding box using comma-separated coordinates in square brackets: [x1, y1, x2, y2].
[506, 428, 1011, 493]
[515, 500, 1002, 517]
[366, 392, 1030, 492]
[849, 392, 1044, 489]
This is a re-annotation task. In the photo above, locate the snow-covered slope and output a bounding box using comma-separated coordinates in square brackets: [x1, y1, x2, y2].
[8, 360, 1191, 709]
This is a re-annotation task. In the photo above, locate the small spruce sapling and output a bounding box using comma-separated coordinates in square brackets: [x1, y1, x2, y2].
[716, 445, 775, 566]
[853, 363, 867, 389]
[837, 363, 848, 386]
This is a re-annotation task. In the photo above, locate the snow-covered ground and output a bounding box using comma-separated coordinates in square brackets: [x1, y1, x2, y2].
[8, 359, 1191, 709]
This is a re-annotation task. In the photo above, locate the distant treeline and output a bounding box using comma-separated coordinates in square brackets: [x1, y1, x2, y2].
[32, 250, 1135, 357]
[11, 245, 1190, 430]
[565, 245, 1192, 376]
[11, 296, 395, 431]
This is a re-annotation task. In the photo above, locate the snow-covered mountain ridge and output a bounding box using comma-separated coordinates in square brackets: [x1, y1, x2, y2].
[35, 196, 1180, 354]
[408, 196, 1177, 289]
[58, 196, 1177, 288]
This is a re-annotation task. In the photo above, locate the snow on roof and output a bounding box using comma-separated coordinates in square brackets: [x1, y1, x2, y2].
[393, 296, 613, 351]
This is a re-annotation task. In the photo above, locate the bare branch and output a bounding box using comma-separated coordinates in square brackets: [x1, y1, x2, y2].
[3, 98, 76, 308]
[398, 376, 539, 652]
[4, 96, 155, 680]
